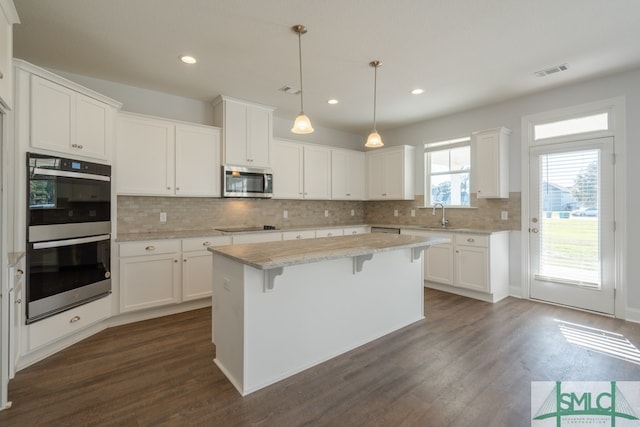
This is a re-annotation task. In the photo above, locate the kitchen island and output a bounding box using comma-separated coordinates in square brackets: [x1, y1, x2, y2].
[208, 233, 447, 395]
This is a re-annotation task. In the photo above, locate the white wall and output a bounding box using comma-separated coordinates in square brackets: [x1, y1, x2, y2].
[50, 69, 215, 126]
[383, 67, 640, 318]
[51, 69, 364, 151]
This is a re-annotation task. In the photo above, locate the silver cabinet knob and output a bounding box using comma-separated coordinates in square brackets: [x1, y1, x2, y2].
[202, 241, 211, 246]
[70, 315, 80, 323]
[16, 269, 24, 276]
[145, 245, 156, 251]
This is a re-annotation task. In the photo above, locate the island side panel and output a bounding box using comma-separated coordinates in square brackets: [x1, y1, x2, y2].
[242, 248, 424, 394]
[212, 253, 246, 393]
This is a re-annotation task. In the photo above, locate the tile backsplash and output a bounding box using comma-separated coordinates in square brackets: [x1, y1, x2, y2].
[117, 193, 521, 235]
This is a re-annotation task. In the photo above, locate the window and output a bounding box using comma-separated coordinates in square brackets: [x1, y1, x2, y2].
[534, 112, 608, 141]
[424, 137, 471, 206]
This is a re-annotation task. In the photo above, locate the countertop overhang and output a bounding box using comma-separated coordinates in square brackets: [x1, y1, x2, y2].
[208, 233, 448, 270]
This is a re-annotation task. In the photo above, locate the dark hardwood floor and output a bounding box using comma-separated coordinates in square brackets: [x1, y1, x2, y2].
[2, 289, 639, 426]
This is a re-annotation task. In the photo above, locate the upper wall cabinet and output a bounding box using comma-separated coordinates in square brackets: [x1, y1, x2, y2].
[117, 112, 221, 197]
[213, 95, 273, 167]
[366, 145, 415, 200]
[472, 127, 510, 199]
[331, 149, 365, 200]
[271, 138, 331, 200]
[14, 60, 122, 162]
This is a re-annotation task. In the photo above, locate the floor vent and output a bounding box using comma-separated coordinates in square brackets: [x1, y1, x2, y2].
[534, 63, 569, 77]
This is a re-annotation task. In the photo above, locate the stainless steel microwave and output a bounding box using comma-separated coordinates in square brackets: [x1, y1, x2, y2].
[222, 165, 273, 198]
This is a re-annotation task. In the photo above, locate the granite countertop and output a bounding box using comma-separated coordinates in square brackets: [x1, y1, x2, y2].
[208, 233, 449, 270]
[116, 223, 506, 242]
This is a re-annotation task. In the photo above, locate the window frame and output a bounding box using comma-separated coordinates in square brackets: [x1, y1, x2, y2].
[424, 136, 472, 207]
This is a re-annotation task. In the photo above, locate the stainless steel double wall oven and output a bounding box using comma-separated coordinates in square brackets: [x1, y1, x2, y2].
[26, 153, 112, 323]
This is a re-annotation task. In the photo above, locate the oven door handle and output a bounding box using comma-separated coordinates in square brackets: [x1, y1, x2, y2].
[32, 167, 111, 182]
[33, 234, 111, 250]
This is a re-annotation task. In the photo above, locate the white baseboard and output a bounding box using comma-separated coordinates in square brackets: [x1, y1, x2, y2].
[625, 306, 640, 324]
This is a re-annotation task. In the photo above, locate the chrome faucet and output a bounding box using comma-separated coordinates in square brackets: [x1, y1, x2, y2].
[432, 203, 448, 228]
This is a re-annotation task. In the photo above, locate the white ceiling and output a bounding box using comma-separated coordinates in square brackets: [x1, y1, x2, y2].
[12, 0, 640, 134]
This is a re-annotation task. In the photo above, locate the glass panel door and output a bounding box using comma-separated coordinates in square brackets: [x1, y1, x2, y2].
[529, 137, 615, 314]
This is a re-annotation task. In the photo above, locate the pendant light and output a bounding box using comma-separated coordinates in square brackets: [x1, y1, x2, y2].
[291, 25, 314, 134]
[365, 60, 384, 148]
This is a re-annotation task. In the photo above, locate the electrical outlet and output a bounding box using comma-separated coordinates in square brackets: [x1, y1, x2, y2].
[501, 211, 508, 220]
[394, 209, 398, 217]
[350, 209, 355, 216]
[160, 212, 167, 223]
[283, 210, 288, 219]
[411, 209, 416, 217]
[324, 210, 329, 217]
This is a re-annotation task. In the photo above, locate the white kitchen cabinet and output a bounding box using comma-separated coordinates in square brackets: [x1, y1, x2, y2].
[25, 295, 111, 352]
[271, 139, 303, 198]
[182, 236, 232, 301]
[315, 228, 343, 238]
[213, 95, 273, 167]
[175, 124, 221, 197]
[271, 139, 331, 200]
[303, 145, 332, 199]
[119, 240, 182, 312]
[343, 226, 370, 236]
[117, 113, 221, 197]
[30, 75, 116, 160]
[401, 229, 508, 302]
[472, 127, 510, 199]
[282, 230, 316, 241]
[331, 149, 365, 200]
[366, 145, 415, 200]
[0, 0, 18, 109]
[8, 257, 25, 379]
[454, 234, 489, 292]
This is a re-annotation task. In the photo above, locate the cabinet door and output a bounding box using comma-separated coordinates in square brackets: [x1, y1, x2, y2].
[367, 151, 387, 199]
[175, 125, 221, 197]
[120, 253, 181, 312]
[31, 75, 74, 153]
[303, 145, 331, 199]
[282, 230, 316, 241]
[0, 12, 13, 109]
[473, 128, 509, 198]
[182, 251, 215, 301]
[347, 151, 366, 199]
[246, 106, 271, 166]
[271, 139, 303, 199]
[385, 148, 405, 199]
[75, 93, 112, 160]
[425, 243, 454, 285]
[232, 233, 282, 244]
[455, 245, 489, 292]
[223, 100, 248, 165]
[117, 115, 174, 195]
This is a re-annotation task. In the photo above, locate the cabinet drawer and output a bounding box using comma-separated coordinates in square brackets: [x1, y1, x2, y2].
[282, 230, 316, 241]
[455, 234, 488, 247]
[315, 228, 344, 238]
[343, 226, 369, 235]
[27, 296, 111, 351]
[119, 240, 181, 257]
[182, 236, 232, 252]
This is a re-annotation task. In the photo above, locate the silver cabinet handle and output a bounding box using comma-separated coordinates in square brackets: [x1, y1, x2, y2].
[78, 144, 83, 149]
[16, 299, 22, 304]
[183, 259, 187, 262]
[174, 259, 178, 263]
[352, 231, 357, 235]
[296, 235, 302, 239]
[202, 241, 211, 246]
[145, 245, 156, 251]
[327, 233, 333, 237]
[167, 187, 171, 190]
[70, 316, 80, 323]
[467, 237, 475, 242]
[16, 269, 24, 276]
[176, 187, 180, 191]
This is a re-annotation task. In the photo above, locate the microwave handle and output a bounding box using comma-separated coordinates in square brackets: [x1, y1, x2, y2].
[33, 234, 111, 250]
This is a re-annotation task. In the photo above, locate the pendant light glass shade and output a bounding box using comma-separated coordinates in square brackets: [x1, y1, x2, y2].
[365, 60, 383, 148]
[291, 25, 314, 134]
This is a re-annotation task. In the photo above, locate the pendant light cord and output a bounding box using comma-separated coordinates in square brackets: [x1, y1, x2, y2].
[372, 63, 378, 132]
[298, 31, 305, 114]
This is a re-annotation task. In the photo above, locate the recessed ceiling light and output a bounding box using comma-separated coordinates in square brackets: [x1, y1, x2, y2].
[180, 55, 197, 64]
[327, 99, 339, 105]
[411, 88, 424, 95]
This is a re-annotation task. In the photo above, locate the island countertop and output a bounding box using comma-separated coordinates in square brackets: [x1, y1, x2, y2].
[208, 233, 448, 270]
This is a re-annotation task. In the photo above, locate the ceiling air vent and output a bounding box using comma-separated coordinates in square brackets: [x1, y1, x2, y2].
[279, 85, 301, 95]
[534, 64, 569, 77]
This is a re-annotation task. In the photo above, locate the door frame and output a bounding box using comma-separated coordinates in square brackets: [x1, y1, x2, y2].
[520, 96, 627, 318]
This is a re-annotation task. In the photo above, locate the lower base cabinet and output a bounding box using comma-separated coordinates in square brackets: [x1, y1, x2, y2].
[401, 229, 509, 302]
[119, 236, 232, 313]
